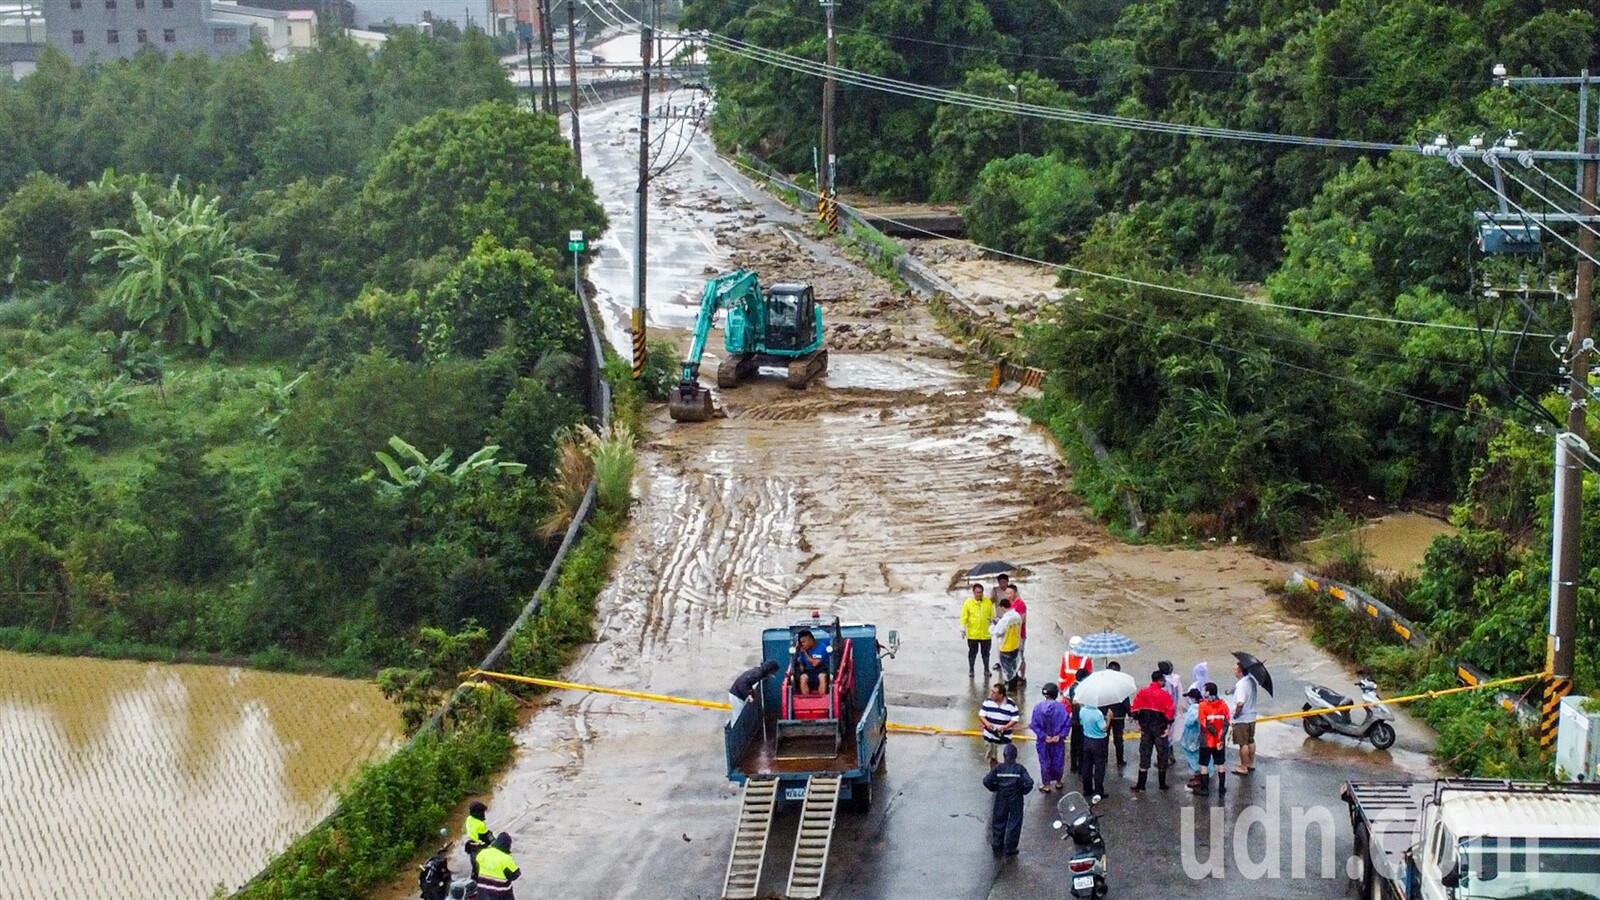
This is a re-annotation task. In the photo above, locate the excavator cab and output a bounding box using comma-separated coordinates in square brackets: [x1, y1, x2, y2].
[763, 285, 815, 351]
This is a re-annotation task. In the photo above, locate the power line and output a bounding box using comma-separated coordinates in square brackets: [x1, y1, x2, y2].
[702, 34, 1412, 153]
[734, 7, 1495, 87]
[1446, 150, 1600, 269]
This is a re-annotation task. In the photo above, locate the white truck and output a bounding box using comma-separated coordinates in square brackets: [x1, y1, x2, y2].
[1342, 779, 1600, 900]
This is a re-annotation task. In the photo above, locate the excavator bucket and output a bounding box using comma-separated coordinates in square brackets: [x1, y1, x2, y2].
[668, 381, 714, 422]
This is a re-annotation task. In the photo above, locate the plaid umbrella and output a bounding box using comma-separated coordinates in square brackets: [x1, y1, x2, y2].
[1075, 630, 1139, 657]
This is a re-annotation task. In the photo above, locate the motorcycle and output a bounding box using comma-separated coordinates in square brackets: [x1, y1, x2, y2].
[1300, 677, 1396, 750]
[418, 831, 477, 900]
[1051, 790, 1108, 898]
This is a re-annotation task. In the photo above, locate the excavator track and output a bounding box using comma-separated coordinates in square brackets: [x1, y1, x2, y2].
[785, 350, 828, 390]
[718, 354, 758, 389]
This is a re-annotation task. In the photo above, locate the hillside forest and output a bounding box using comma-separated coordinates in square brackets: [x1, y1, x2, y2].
[0, 30, 608, 671]
[688, 0, 1600, 730]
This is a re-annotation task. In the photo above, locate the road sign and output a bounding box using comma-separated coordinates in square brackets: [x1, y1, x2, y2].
[568, 229, 586, 252]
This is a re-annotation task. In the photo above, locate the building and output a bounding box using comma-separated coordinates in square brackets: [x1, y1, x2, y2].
[228, 0, 351, 28]
[488, 0, 540, 41]
[41, 0, 252, 64]
[211, 1, 321, 57]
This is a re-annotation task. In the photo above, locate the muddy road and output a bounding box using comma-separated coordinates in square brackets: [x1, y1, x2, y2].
[402, 103, 1436, 899]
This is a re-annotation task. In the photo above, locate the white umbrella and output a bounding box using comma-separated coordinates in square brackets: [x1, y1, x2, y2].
[1072, 669, 1137, 708]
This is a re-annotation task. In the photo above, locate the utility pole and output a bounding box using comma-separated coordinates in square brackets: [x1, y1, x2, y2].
[541, 0, 558, 113]
[1471, 66, 1600, 752]
[633, 26, 652, 380]
[534, 30, 547, 111]
[818, 0, 838, 232]
[566, 0, 582, 174]
[1549, 136, 1597, 746]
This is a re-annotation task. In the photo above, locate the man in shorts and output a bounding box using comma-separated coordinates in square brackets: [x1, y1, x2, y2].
[1231, 660, 1259, 775]
[1193, 683, 1231, 796]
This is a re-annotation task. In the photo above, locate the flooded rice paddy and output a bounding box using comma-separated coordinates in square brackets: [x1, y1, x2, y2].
[0, 650, 400, 898]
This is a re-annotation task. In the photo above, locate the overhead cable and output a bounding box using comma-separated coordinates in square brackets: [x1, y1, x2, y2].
[701, 34, 1412, 153]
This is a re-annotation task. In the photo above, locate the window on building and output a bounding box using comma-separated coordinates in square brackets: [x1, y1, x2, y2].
[106, 29, 119, 44]
[214, 28, 237, 44]
[69, 0, 82, 9]
[136, 28, 147, 43]
[163, 28, 175, 42]
[71, 29, 84, 44]
[162, 0, 174, 7]
[105, 0, 115, 9]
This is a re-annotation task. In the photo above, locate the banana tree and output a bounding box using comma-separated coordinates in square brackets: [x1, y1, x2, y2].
[370, 435, 526, 496]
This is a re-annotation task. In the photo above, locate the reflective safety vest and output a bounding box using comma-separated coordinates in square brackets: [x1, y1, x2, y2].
[1058, 653, 1093, 691]
[464, 815, 490, 847]
[474, 846, 520, 897]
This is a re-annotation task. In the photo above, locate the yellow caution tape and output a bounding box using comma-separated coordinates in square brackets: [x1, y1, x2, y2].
[464, 668, 1545, 742]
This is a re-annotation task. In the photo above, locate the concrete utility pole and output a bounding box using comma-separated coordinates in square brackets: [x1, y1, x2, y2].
[633, 26, 653, 379]
[1550, 137, 1597, 733]
[1475, 67, 1600, 750]
[566, 0, 582, 174]
[819, 0, 838, 232]
[541, 0, 559, 113]
[525, 30, 539, 110]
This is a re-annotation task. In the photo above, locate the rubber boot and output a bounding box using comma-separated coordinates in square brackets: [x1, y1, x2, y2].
[1132, 770, 1147, 792]
[1217, 772, 1228, 797]
[1193, 773, 1210, 795]
[1158, 769, 1169, 790]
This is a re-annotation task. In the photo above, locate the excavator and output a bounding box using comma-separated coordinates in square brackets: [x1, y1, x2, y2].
[668, 269, 828, 422]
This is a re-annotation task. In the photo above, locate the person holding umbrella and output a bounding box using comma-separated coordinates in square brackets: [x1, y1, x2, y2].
[1231, 652, 1273, 776]
[1071, 667, 1135, 803]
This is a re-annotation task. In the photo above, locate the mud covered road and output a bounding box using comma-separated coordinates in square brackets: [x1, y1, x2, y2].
[387, 103, 1437, 899]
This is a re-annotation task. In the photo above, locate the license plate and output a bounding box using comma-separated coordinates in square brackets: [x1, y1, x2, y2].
[784, 786, 808, 801]
[1072, 875, 1094, 891]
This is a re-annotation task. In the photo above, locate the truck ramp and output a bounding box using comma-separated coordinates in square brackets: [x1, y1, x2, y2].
[786, 775, 842, 899]
[722, 777, 779, 900]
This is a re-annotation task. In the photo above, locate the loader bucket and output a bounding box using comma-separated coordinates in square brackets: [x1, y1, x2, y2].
[668, 383, 713, 422]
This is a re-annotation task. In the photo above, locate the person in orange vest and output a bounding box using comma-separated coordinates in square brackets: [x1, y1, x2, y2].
[1058, 635, 1093, 691]
[1192, 682, 1232, 797]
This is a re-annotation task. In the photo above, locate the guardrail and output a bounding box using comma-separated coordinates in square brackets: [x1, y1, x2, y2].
[1288, 570, 1535, 719]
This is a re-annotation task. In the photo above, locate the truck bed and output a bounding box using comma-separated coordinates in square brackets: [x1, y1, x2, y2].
[736, 730, 860, 776]
[1344, 781, 1431, 879]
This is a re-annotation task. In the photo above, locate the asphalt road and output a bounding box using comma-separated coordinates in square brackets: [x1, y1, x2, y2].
[445, 100, 1439, 900]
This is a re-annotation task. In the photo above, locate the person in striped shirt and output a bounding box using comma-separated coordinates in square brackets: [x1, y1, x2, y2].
[980, 682, 1020, 767]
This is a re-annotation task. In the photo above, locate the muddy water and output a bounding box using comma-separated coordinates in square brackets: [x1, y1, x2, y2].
[1301, 511, 1457, 575]
[0, 651, 400, 898]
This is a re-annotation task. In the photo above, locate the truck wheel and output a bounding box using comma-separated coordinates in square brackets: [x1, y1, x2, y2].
[1348, 824, 1368, 891]
[1368, 722, 1396, 751]
[848, 776, 873, 814]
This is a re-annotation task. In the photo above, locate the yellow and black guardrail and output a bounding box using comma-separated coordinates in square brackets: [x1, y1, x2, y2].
[465, 668, 1544, 743]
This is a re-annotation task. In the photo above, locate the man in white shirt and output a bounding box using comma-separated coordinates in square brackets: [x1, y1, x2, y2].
[1231, 661, 1259, 775]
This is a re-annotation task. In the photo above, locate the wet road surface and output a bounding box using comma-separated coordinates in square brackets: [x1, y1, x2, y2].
[406, 102, 1439, 899]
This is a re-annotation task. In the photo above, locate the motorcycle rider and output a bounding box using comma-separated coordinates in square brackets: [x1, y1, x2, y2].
[464, 801, 492, 878]
[474, 832, 522, 899]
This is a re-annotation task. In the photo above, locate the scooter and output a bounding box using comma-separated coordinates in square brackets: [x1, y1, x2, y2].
[1051, 791, 1108, 898]
[1301, 677, 1396, 750]
[418, 831, 477, 900]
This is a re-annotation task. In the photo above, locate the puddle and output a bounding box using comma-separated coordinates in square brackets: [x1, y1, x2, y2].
[1301, 512, 1456, 575]
[0, 651, 400, 898]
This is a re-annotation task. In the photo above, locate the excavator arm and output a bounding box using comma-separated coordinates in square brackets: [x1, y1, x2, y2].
[679, 269, 761, 384]
[669, 270, 762, 422]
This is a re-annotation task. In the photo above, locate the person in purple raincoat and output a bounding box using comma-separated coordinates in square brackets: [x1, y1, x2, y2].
[1030, 682, 1071, 792]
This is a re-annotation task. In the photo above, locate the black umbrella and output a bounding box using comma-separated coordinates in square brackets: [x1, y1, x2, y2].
[1232, 651, 1274, 696]
[966, 560, 1019, 578]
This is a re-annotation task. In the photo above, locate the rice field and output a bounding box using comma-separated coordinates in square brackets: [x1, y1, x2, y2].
[0, 650, 401, 898]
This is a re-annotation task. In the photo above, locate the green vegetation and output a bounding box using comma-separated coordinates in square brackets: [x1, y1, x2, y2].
[0, 34, 605, 673]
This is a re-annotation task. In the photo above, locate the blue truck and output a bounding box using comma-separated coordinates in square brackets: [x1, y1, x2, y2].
[720, 614, 895, 899]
